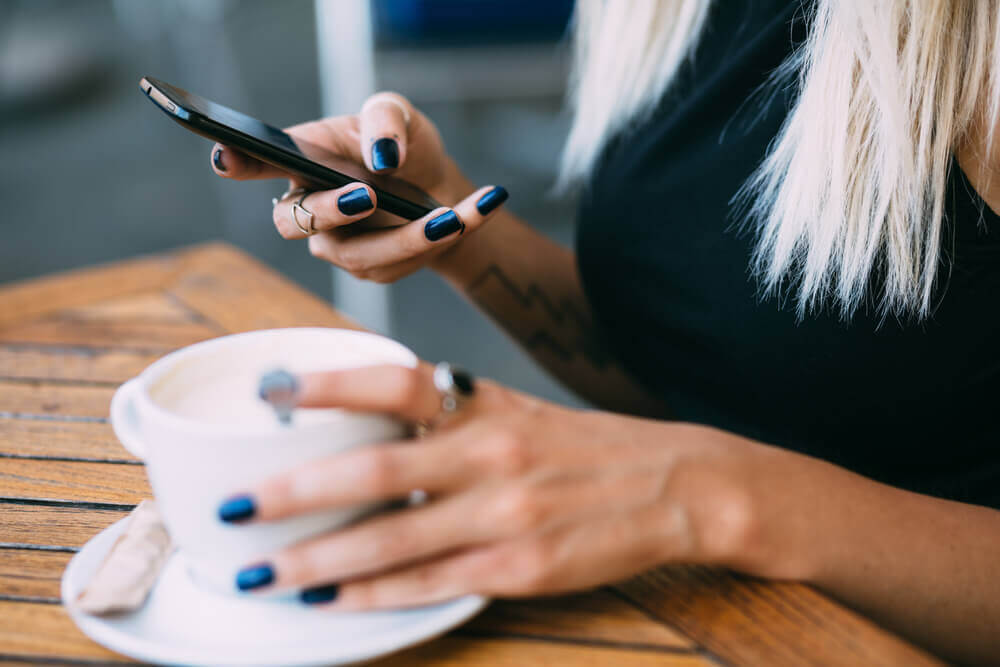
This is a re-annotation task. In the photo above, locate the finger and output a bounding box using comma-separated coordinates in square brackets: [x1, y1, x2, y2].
[210, 144, 288, 181]
[359, 92, 413, 172]
[271, 184, 377, 240]
[309, 185, 508, 272]
[309, 546, 494, 609]
[263, 488, 503, 592]
[314, 502, 689, 610]
[297, 363, 442, 421]
[232, 418, 509, 522]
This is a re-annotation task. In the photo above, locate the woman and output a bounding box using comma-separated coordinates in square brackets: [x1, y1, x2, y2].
[210, 1, 1000, 662]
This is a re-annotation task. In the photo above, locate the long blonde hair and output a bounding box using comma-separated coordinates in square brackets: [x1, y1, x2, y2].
[561, 0, 999, 318]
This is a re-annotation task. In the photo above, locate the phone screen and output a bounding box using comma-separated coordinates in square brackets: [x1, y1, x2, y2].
[142, 77, 439, 218]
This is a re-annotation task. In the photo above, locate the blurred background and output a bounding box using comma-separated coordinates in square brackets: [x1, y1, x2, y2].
[0, 0, 583, 406]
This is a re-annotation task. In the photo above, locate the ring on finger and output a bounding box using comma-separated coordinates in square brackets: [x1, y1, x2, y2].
[292, 192, 316, 235]
[272, 186, 306, 208]
[433, 362, 475, 416]
[415, 362, 475, 437]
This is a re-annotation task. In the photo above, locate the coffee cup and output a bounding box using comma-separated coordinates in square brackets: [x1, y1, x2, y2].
[109, 327, 416, 594]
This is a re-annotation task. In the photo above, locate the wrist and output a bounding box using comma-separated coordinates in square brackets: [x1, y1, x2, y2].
[664, 425, 758, 567]
[663, 424, 818, 579]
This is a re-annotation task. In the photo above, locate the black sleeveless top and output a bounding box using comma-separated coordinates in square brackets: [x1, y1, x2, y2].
[576, 0, 1000, 508]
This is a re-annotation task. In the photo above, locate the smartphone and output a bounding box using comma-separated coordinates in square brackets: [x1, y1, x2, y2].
[140, 76, 439, 221]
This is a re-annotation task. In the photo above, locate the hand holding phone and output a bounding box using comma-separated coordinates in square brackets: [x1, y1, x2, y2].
[142, 77, 508, 283]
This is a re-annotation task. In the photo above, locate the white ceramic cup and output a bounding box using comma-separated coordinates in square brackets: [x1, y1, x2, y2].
[109, 327, 417, 595]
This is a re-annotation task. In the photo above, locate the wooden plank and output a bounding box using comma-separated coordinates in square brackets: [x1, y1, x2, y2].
[0, 602, 704, 666]
[0, 556, 699, 654]
[0, 380, 115, 419]
[465, 590, 693, 650]
[0, 420, 136, 462]
[0, 252, 180, 330]
[0, 601, 136, 662]
[0, 549, 71, 599]
[616, 566, 943, 667]
[0, 505, 128, 549]
[0, 460, 149, 505]
[0, 345, 160, 384]
[0, 317, 218, 350]
[374, 636, 709, 666]
[54, 292, 206, 324]
[168, 243, 363, 333]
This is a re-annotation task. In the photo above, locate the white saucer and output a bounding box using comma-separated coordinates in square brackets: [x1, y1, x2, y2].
[62, 518, 488, 666]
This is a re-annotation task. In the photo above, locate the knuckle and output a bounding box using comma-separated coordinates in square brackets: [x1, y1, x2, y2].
[491, 486, 545, 534]
[485, 429, 533, 476]
[358, 447, 400, 495]
[337, 246, 368, 273]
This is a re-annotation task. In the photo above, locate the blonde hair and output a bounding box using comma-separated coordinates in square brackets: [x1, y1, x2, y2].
[561, 0, 1000, 318]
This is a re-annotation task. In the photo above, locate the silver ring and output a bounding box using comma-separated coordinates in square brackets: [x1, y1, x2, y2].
[433, 362, 475, 415]
[272, 186, 306, 208]
[292, 192, 316, 235]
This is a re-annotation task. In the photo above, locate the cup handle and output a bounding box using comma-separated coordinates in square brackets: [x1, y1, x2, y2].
[110, 379, 146, 460]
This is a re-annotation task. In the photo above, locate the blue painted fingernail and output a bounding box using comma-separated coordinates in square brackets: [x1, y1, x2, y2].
[424, 210, 463, 241]
[476, 186, 508, 215]
[338, 188, 374, 215]
[236, 563, 275, 591]
[301, 584, 340, 605]
[371, 138, 399, 171]
[218, 495, 255, 523]
[212, 147, 227, 172]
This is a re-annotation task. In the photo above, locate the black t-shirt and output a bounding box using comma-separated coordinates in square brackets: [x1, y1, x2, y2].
[576, 0, 1000, 508]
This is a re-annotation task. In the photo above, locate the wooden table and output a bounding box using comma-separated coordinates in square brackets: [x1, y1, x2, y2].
[0, 243, 942, 666]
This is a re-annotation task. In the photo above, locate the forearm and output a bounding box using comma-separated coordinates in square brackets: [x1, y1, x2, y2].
[727, 441, 1000, 664]
[429, 185, 666, 416]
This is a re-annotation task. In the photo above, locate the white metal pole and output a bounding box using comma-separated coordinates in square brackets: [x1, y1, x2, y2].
[314, 0, 393, 334]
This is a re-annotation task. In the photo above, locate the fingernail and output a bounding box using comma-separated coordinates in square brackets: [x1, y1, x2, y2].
[212, 147, 226, 172]
[371, 138, 399, 171]
[236, 563, 275, 591]
[476, 186, 508, 215]
[424, 210, 463, 241]
[300, 583, 340, 605]
[259, 369, 299, 425]
[218, 494, 256, 523]
[338, 188, 374, 215]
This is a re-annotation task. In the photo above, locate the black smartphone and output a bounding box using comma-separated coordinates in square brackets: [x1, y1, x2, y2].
[140, 76, 439, 221]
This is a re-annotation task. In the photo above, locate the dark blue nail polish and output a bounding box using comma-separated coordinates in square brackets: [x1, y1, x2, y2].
[476, 186, 508, 215]
[236, 563, 275, 591]
[371, 138, 399, 171]
[338, 188, 374, 215]
[424, 210, 463, 241]
[212, 148, 226, 172]
[301, 584, 340, 605]
[218, 495, 255, 523]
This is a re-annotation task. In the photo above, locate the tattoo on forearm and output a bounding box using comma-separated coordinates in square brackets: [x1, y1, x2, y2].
[466, 264, 611, 369]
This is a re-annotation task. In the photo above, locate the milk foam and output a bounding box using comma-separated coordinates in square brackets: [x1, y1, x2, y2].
[148, 329, 413, 426]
